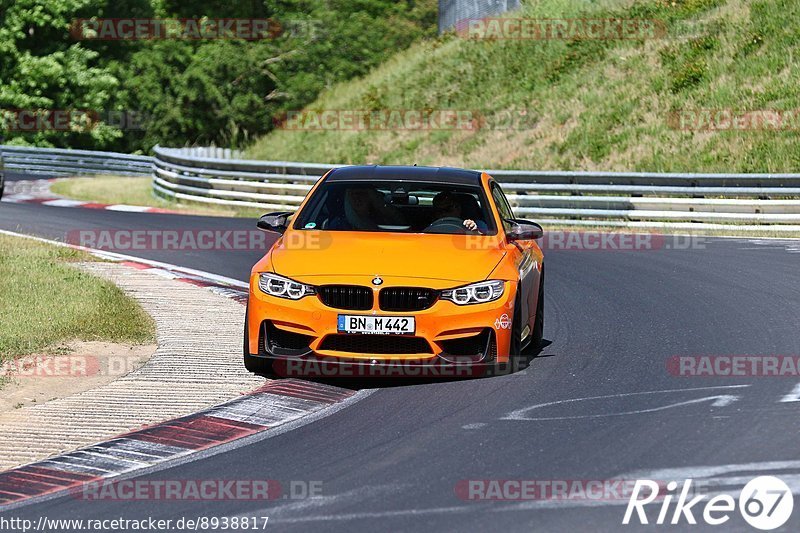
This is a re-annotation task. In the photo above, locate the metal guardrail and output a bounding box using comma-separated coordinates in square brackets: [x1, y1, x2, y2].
[3, 144, 799, 232]
[152, 146, 800, 232]
[0, 145, 152, 176]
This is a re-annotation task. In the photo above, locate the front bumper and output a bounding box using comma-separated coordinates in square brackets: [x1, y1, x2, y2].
[247, 276, 518, 369]
[251, 351, 510, 379]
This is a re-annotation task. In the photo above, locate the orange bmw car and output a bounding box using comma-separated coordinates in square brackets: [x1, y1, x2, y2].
[245, 165, 544, 377]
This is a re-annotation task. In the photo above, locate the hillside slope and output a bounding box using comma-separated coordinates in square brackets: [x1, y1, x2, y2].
[248, 0, 800, 172]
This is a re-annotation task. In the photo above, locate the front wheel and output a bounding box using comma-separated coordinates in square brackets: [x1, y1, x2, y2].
[510, 270, 545, 370]
[530, 268, 544, 351]
[509, 289, 527, 372]
[243, 305, 275, 376]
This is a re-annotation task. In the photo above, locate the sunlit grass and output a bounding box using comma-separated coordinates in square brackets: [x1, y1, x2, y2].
[51, 176, 266, 218]
[248, 0, 800, 173]
[0, 235, 156, 363]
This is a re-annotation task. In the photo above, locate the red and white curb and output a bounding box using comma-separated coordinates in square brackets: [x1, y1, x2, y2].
[117, 259, 250, 304]
[0, 380, 354, 508]
[0, 230, 366, 509]
[2, 179, 179, 214]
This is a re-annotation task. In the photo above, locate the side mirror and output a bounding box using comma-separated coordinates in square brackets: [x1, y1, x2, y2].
[506, 219, 543, 241]
[257, 212, 293, 234]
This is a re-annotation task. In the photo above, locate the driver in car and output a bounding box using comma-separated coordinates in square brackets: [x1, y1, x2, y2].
[431, 191, 487, 232]
[327, 187, 404, 230]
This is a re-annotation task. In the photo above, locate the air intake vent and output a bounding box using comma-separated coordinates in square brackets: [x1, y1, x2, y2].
[319, 334, 432, 354]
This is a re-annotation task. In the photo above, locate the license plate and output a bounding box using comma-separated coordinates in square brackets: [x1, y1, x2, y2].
[337, 315, 415, 335]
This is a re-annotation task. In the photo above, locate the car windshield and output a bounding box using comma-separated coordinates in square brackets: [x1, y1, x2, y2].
[292, 180, 498, 235]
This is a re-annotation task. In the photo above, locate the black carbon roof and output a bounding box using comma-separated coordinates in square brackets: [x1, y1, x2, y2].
[325, 165, 482, 185]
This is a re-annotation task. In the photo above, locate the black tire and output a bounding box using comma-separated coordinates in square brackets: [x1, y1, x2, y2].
[508, 290, 527, 373]
[509, 269, 545, 372]
[243, 305, 275, 376]
[530, 268, 545, 351]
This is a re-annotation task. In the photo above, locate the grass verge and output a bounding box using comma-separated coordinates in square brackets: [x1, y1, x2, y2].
[247, 0, 800, 173]
[50, 176, 265, 219]
[0, 234, 156, 364]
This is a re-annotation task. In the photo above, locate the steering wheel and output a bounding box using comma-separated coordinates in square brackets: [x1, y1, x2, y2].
[424, 217, 475, 234]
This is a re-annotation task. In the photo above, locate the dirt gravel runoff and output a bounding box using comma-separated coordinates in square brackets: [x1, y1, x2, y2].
[0, 262, 262, 470]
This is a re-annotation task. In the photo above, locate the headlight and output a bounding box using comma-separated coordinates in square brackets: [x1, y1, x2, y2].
[441, 280, 504, 305]
[258, 273, 315, 300]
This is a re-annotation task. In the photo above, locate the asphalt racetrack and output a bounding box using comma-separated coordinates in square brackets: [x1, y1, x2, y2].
[1, 176, 799, 532]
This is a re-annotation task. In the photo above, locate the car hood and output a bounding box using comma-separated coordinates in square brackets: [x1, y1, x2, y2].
[270, 231, 506, 284]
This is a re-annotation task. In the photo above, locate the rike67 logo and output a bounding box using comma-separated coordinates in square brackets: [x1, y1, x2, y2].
[623, 476, 794, 530]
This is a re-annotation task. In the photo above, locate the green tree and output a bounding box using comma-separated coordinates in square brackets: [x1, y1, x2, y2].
[0, 0, 436, 151]
[0, 0, 122, 148]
